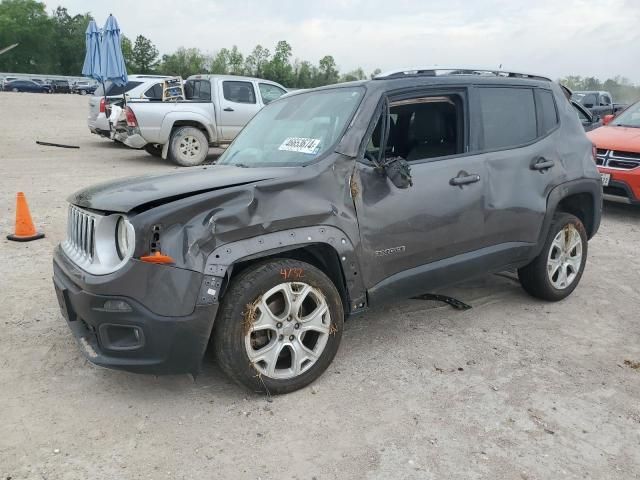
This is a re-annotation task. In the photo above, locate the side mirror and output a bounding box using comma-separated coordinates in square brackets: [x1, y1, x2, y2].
[603, 114, 615, 125]
[381, 157, 413, 189]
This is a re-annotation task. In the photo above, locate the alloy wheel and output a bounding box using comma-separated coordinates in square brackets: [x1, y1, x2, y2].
[245, 282, 331, 379]
[547, 224, 583, 290]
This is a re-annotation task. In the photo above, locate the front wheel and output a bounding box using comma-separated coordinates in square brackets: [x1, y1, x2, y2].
[213, 259, 344, 395]
[167, 126, 208, 166]
[518, 213, 588, 301]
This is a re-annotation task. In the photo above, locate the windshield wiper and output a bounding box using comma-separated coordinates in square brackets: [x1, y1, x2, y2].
[234, 163, 251, 168]
[613, 124, 639, 128]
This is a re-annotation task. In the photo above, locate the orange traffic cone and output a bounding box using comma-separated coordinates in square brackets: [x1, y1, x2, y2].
[7, 192, 45, 242]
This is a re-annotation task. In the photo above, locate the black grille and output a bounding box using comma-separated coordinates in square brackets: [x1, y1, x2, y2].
[612, 150, 640, 160]
[608, 159, 639, 169]
[595, 157, 604, 165]
[596, 148, 608, 155]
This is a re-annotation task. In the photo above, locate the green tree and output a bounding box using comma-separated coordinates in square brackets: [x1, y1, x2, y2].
[341, 67, 366, 82]
[318, 55, 339, 85]
[292, 59, 316, 88]
[370, 68, 382, 79]
[210, 47, 229, 74]
[121, 35, 134, 69]
[227, 45, 244, 74]
[159, 47, 207, 77]
[244, 44, 270, 77]
[0, 0, 54, 73]
[264, 40, 293, 86]
[130, 35, 158, 73]
[50, 7, 93, 75]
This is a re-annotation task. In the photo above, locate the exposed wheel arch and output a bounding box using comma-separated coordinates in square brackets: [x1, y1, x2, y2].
[171, 120, 211, 143]
[230, 244, 351, 316]
[556, 192, 596, 238]
[201, 226, 367, 316]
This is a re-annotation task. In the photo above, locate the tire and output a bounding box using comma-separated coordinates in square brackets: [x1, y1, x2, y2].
[518, 212, 588, 301]
[80, 89, 87, 95]
[12, 88, 18, 92]
[144, 144, 163, 157]
[213, 259, 344, 395]
[167, 126, 209, 166]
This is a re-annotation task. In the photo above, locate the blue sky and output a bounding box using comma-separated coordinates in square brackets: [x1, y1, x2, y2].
[47, 0, 640, 81]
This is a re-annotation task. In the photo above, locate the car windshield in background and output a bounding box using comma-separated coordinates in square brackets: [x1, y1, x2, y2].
[218, 87, 364, 167]
[611, 102, 640, 128]
[102, 81, 143, 96]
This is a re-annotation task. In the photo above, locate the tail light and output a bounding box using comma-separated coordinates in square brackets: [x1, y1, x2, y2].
[125, 107, 138, 128]
[99, 97, 105, 113]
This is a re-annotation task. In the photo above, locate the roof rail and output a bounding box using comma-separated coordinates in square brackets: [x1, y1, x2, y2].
[374, 66, 552, 82]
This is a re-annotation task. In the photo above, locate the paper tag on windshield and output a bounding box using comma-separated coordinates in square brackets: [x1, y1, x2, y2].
[278, 137, 321, 154]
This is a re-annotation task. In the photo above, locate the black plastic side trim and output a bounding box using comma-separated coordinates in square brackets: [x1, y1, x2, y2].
[367, 242, 533, 308]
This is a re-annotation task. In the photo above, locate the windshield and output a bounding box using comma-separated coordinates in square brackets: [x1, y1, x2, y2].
[611, 102, 640, 128]
[218, 87, 364, 167]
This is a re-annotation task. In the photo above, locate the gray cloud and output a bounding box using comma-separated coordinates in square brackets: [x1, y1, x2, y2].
[48, 0, 640, 81]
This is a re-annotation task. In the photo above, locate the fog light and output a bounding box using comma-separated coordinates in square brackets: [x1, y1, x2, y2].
[102, 300, 132, 312]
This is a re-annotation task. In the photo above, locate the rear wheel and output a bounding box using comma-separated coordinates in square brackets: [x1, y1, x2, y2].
[167, 126, 209, 166]
[213, 259, 344, 395]
[80, 89, 87, 95]
[144, 144, 162, 157]
[518, 213, 587, 301]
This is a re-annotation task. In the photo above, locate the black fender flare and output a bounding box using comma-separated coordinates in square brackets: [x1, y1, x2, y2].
[196, 225, 367, 313]
[531, 178, 602, 260]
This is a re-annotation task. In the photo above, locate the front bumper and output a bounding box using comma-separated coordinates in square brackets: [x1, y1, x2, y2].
[52, 247, 218, 375]
[598, 166, 640, 205]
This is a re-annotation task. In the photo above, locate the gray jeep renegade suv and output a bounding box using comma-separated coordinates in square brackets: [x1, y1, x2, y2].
[53, 67, 602, 394]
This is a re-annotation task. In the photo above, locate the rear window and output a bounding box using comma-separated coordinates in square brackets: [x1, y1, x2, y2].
[185, 79, 212, 101]
[144, 83, 163, 100]
[537, 90, 559, 135]
[479, 87, 537, 150]
[105, 81, 143, 96]
[223, 81, 256, 104]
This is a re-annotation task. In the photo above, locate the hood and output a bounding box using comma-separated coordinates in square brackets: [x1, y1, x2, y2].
[68, 165, 297, 213]
[587, 125, 640, 152]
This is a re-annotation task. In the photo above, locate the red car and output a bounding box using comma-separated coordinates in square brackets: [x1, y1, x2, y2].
[587, 100, 640, 204]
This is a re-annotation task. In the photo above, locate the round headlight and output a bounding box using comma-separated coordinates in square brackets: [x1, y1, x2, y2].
[115, 216, 134, 260]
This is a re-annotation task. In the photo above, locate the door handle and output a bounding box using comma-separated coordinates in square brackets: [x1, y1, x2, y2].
[531, 158, 555, 171]
[223, 107, 234, 112]
[449, 171, 481, 187]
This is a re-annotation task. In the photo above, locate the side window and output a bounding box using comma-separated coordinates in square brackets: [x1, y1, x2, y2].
[601, 94, 612, 106]
[479, 87, 537, 150]
[185, 80, 211, 101]
[582, 93, 597, 107]
[259, 83, 286, 104]
[366, 93, 465, 162]
[144, 83, 162, 100]
[537, 90, 559, 135]
[223, 81, 256, 104]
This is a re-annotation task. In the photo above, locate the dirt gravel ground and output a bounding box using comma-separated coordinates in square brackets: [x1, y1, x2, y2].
[1, 92, 639, 480]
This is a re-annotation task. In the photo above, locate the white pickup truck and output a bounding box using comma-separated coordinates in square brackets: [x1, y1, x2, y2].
[117, 74, 287, 166]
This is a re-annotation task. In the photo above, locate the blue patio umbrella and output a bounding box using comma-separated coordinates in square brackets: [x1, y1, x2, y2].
[99, 14, 128, 87]
[81, 20, 102, 81]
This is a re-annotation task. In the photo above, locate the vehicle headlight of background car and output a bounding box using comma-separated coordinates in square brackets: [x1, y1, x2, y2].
[62, 205, 135, 274]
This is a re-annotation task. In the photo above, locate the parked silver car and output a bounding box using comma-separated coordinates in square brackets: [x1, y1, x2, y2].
[117, 74, 287, 165]
[88, 75, 170, 138]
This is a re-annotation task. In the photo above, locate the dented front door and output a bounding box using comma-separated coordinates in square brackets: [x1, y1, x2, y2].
[352, 155, 486, 291]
